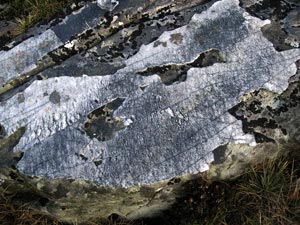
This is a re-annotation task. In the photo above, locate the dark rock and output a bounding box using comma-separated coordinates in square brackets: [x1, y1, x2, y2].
[49, 90, 61, 104]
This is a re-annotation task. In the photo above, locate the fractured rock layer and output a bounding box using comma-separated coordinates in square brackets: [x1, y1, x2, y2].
[0, 0, 299, 188]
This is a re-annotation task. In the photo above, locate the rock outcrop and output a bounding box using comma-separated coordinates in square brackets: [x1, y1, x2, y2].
[0, 0, 299, 223]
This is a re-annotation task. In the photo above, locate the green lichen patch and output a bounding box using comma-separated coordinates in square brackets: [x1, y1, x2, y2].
[83, 98, 126, 142]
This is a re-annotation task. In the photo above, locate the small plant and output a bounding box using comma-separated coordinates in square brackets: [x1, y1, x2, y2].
[14, 14, 34, 35]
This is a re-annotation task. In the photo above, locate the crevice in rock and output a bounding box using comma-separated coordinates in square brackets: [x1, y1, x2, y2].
[137, 49, 225, 85]
[212, 144, 228, 165]
[75, 153, 88, 161]
[0, 123, 6, 139]
[0, 127, 25, 168]
[0, 126, 25, 152]
[83, 97, 126, 142]
[253, 132, 276, 143]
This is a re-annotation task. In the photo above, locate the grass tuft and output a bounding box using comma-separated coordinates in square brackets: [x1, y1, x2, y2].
[0, 0, 74, 34]
[233, 157, 300, 225]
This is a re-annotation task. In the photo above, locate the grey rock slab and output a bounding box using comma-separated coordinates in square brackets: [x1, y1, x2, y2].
[38, 1, 216, 79]
[52, 0, 143, 43]
[0, 29, 63, 84]
[52, 3, 104, 43]
[1, 0, 300, 187]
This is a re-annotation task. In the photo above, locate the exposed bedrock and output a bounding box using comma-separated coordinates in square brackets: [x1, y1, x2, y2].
[0, 0, 300, 223]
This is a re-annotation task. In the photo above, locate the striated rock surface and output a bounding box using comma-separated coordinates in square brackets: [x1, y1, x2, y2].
[0, 0, 300, 222]
[2, 0, 299, 187]
[0, 30, 63, 84]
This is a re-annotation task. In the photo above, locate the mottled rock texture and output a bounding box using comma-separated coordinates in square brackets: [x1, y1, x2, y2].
[0, 30, 63, 83]
[0, 0, 300, 222]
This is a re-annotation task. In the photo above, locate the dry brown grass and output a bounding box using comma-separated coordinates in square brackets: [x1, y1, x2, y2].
[0, 199, 63, 225]
[233, 157, 300, 225]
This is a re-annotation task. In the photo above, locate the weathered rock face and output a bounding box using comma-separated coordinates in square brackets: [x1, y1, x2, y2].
[0, 0, 300, 222]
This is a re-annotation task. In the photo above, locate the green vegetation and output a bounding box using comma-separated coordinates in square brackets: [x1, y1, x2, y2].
[1, 155, 300, 225]
[0, 0, 75, 34]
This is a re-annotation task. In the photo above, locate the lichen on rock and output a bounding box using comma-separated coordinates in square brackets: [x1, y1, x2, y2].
[1, 0, 300, 222]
